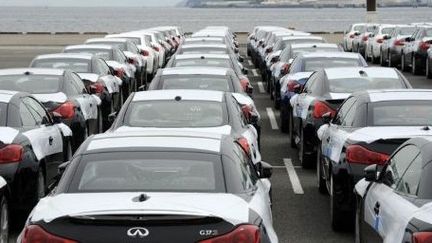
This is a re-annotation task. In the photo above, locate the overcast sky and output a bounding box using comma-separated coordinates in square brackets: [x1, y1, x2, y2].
[0, 0, 183, 7]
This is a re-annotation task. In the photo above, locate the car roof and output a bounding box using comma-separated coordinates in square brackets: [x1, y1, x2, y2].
[359, 89, 432, 103]
[300, 52, 359, 58]
[86, 38, 129, 43]
[33, 53, 94, 61]
[84, 131, 224, 154]
[324, 67, 399, 80]
[290, 43, 338, 49]
[161, 66, 230, 76]
[0, 90, 19, 103]
[0, 68, 65, 76]
[174, 54, 230, 60]
[64, 44, 114, 51]
[132, 89, 225, 102]
[181, 44, 228, 49]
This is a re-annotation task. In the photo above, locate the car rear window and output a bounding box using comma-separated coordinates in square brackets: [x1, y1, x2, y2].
[125, 100, 227, 127]
[64, 49, 111, 60]
[0, 102, 6, 126]
[303, 57, 362, 72]
[369, 101, 432, 126]
[181, 47, 228, 54]
[0, 75, 62, 94]
[160, 75, 232, 92]
[69, 152, 225, 193]
[328, 77, 405, 93]
[32, 58, 91, 73]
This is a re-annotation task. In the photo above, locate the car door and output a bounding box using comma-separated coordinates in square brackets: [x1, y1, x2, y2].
[362, 145, 421, 242]
[69, 72, 98, 121]
[321, 97, 357, 179]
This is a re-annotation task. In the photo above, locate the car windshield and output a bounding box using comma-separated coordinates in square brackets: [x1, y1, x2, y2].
[303, 58, 361, 71]
[0, 74, 62, 94]
[32, 59, 91, 73]
[181, 47, 228, 54]
[160, 75, 232, 92]
[0, 102, 6, 126]
[125, 100, 227, 127]
[328, 77, 405, 93]
[70, 152, 225, 193]
[173, 58, 231, 68]
[370, 101, 432, 126]
[65, 49, 112, 60]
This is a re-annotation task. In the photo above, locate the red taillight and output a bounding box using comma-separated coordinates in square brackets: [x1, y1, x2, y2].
[128, 58, 137, 65]
[0, 144, 23, 164]
[22, 225, 77, 243]
[419, 41, 431, 51]
[90, 81, 104, 94]
[362, 36, 369, 42]
[394, 39, 405, 46]
[349, 34, 355, 38]
[52, 101, 75, 119]
[153, 46, 160, 52]
[199, 225, 260, 243]
[287, 80, 300, 92]
[265, 47, 273, 54]
[312, 101, 336, 119]
[376, 38, 383, 44]
[240, 78, 250, 92]
[141, 50, 149, 56]
[281, 63, 290, 75]
[114, 68, 125, 79]
[346, 145, 389, 166]
[237, 137, 251, 157]
[413, 232, 432, 243]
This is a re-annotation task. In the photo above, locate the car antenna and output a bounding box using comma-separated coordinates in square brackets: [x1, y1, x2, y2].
[359, 70, 367, 76]
[175, 96, 182, 101]
[133, 193, 150, 202]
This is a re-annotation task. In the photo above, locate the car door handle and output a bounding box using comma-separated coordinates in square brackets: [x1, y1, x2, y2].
[374, 202, 380, 215]
[48, 136, 54, 146]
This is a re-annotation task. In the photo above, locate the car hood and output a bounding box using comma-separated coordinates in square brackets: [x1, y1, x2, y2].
[33, 92, 68, 103]
[113, 125, 232, 135]
[77, 73, 99, 83]
[349, 126, 432, 144]
[30, 192, 250, 225]
[0, 127, 19, 144]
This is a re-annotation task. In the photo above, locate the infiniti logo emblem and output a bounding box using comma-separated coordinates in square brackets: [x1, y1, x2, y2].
[127, 227, 150, 238]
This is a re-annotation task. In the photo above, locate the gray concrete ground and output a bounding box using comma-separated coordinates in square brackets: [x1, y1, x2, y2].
[1, 34, 431, 243]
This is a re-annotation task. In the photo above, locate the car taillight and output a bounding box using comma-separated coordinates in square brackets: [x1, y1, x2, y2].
[287, 80, 300, 92]
[349, 34, 355, 38]
[199, 225, 260, 243]
[362, 36, 369, 41]
[412, 232, 432, 243]
[419, 41, 431, 51]
[281, 63, 290, 75]
[128, 58, 137, 65]
[0, 144, 23, 164]
[141, 50, 149, 56]
[153, 46, 160, 52]
[376, 38, 384, 43]
[22, 225, 77, 243]
[114, 68, 125, 79]
[394, 39, 405, 46]
[90, 81, 105, 94]
[312, 101, 336, 119]
[265, 47, 273, 53]
[52, 101, 75, 119]
[240, 78, 250, 92]
[346, 145, 389, 166]
[237, 137, 251, 157]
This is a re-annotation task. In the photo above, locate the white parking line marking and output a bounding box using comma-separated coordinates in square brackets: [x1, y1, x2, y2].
[284, 158, 304, 195]
[252, 69, 259, 77]
[248, 60, 253, 66]
[266, 108, 279, 130]
[257, 82, 265, 93]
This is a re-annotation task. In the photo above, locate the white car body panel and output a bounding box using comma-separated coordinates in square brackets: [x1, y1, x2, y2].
[33, 92, 67, 104]
[23, 125, 63, 161]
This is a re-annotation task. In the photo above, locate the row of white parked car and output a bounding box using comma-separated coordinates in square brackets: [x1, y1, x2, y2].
[343, 22, 432, 78]
[248, 26, 432, 243]
[0, 26, 280, 242]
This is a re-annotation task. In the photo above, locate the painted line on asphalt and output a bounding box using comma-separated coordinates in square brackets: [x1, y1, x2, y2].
[284, 158, 304, 195]
[257, 81, 265, 93]
[252, 69, 259, 77]
[248, 60, 253, 66]
[266, 107, 279, 130]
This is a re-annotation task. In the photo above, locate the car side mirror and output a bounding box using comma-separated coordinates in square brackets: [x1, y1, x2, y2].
[257, 161, 273, 179]
[234, 48, 239, 54]
[383, 35, 391, 40]
[322, 112, 333, 124]
[364, 164, 379, 182]
[293, 84, 303, 94]
[405, 37, 413, 42]
[108, 112, 117, 124]
[354, 32, 361, 36]
[51, 112, 63, 124]
[238, 56, 244, 63]
[242, 68, 249, 75]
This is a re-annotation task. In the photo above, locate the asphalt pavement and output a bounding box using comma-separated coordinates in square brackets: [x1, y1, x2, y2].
[2, 37, 432, 243]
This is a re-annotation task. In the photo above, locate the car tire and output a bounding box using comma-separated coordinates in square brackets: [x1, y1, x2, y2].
[0, 197, 8, 243]
[355, 198, 363, 243]
[36, 169, 46, 200]
[280, 107, 289, 133]
[299, 128, 313, 169]
[388, 51, 393, 67]
[427, 58, 432, 79]
[379, 50, 386, 66]
[401, 53, 408, 71]
[317, 145, 327, 194]
[289, 113, 296, 148]
[412, 55, 421, 75]
[98, 107, 103, 133]
[63, 139, 72, 162]
[330, 173, 347, 231]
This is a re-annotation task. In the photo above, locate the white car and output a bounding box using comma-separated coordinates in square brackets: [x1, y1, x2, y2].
[133, 30, 167, 67]
[343, 23, 367, 52]
[365, 24, 396, 63]
[355, 136, 432, 243]
[18, 131, 278, 243]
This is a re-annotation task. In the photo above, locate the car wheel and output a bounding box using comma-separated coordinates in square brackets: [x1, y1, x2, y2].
[401, 53, 407, 71]
[0, 197, 8, 243]
[317, 145, 327, 194]
[280, 107, 288, 133]
[289, 113, 296, 148]
[63, 139, 72, 161]
[379, 50, 385, 66]
[427, 58, 432, 79]
[388, 51, 393, 67]
[330, 173, 346, 231]
[299, 128, 313, 169]
[37, 169, 46, 200]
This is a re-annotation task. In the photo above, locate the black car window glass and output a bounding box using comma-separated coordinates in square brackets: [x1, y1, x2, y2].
[395, 154, 422, 196]
[382, 145, 419, 188]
